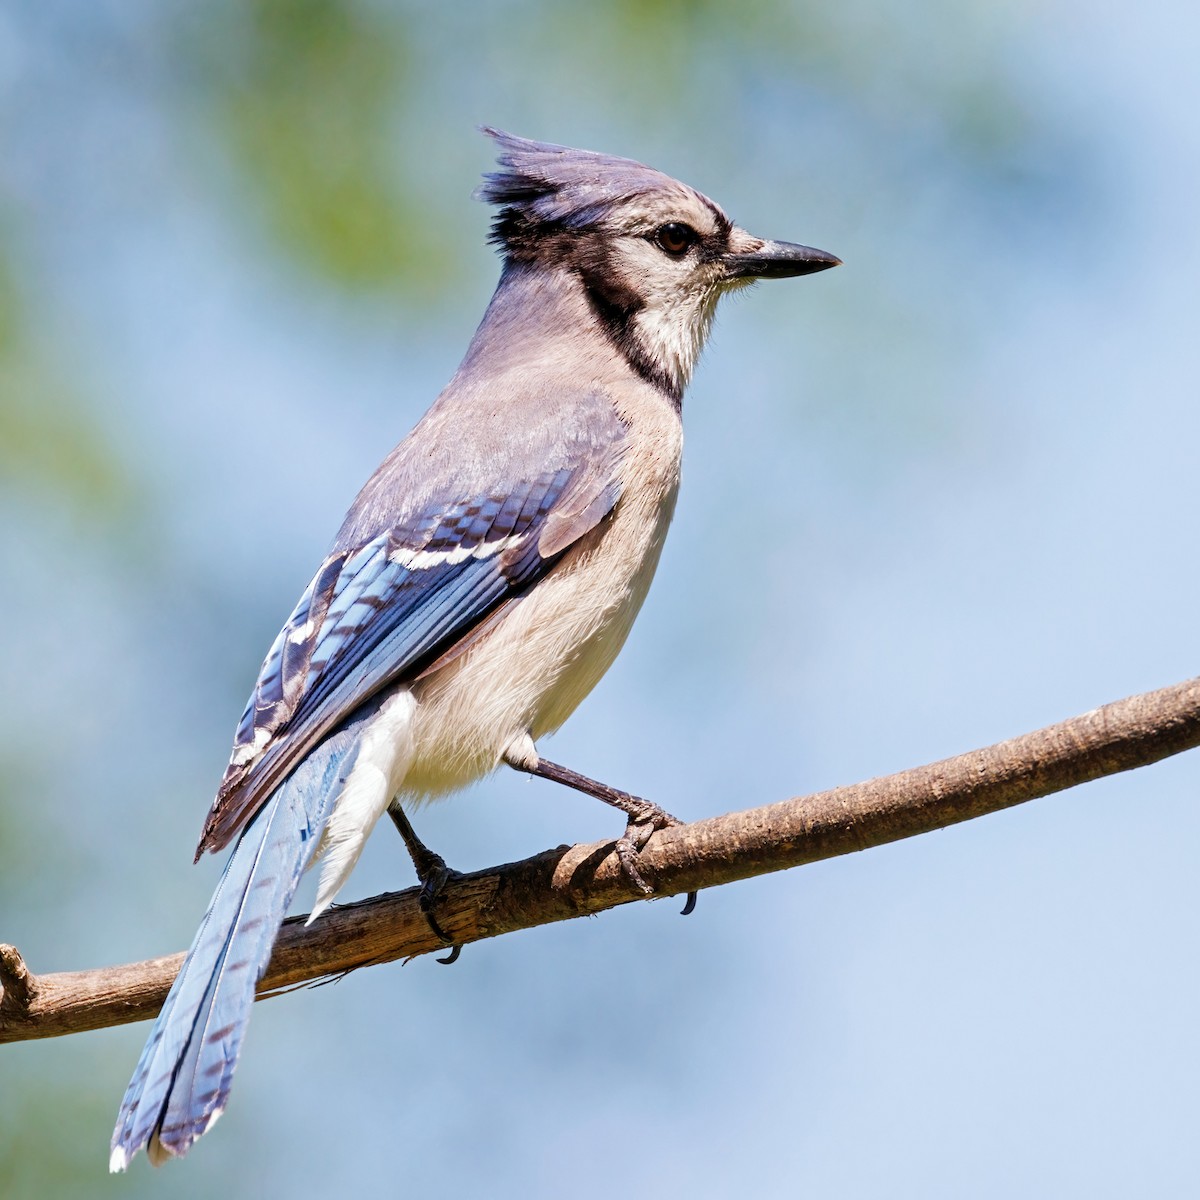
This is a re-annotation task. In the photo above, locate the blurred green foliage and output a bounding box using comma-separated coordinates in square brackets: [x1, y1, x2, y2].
[0, 232, 129, 518]
[185, 0, 439, 290]
[0, 1078, 117, 1196]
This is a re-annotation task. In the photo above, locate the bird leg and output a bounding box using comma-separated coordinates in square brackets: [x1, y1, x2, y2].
[385, 800, 461, 965]
[504, 747, 697, 915]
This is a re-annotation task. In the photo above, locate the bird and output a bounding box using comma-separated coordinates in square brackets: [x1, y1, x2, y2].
[108, 127, 839, 1171]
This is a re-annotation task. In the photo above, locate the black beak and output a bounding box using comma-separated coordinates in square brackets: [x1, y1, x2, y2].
[725, 240, 841, 280]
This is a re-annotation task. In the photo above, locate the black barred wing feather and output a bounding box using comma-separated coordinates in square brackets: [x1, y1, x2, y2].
[197, 462, 620, 856]
[220, 554, 348, 777]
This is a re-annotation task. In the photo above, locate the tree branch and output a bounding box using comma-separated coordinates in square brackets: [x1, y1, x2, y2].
[3, 676, 1198, 1045]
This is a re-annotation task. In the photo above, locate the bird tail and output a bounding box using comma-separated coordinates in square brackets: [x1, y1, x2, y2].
[108, 726, 362, 1172]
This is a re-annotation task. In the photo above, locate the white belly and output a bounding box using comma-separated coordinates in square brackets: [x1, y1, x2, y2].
[401, 469, 679, 798]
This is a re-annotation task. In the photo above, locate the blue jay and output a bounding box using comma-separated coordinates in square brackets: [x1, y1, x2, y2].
[109, 128, 839, 1170]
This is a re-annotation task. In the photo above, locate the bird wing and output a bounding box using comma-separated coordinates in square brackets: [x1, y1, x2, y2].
[197, 405, 627, 857]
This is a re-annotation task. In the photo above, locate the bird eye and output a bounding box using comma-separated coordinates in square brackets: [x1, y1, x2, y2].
[655, 222, 696, 257]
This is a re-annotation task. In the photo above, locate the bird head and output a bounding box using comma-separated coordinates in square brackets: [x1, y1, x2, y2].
[477, 128, 839, 399]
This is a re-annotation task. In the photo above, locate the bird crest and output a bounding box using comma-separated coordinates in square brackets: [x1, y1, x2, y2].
[477, 127, 715, 251]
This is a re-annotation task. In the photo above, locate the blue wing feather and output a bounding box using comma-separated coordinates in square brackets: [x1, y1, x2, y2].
[198, 461, 608, 854]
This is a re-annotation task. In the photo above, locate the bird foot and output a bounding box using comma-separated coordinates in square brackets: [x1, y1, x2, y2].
[503, 747, 698, 916]
[414, 852, 462, 966]
[611, 799, 695, 914]
[387, 803, 462, 965]
[614, 796, 678, 894]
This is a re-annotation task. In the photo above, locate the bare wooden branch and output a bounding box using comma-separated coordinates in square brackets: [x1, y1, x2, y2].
[0, 943, 36, 1021]
[3, 676, 1198, 1046]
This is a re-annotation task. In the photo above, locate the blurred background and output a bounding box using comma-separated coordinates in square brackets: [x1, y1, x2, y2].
[2, 1, 1199, 1195]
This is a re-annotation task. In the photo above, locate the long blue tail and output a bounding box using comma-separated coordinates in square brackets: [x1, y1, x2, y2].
[109, 726, 362, 1170]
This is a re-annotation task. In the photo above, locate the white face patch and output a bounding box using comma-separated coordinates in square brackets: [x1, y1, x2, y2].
[607, 234, 727, 392]
[590, 188, 743, 393]
[629, 280, 721, 392]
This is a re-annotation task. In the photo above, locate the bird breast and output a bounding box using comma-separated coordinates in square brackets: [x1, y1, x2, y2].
[402, 395, 683, 799]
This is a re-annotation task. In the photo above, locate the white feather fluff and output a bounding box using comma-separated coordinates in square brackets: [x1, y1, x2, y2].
[309, 688, 417, 921]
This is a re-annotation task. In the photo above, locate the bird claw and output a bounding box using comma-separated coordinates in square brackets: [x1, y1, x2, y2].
[615, 805, 698, 917]
[503, 754, 699, 918]
[415, 861, 463, 965]
[615, 830, 656, 896]
[388, 803, 464, 965]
